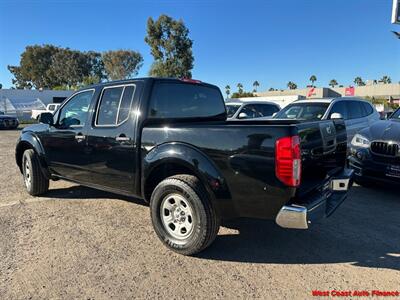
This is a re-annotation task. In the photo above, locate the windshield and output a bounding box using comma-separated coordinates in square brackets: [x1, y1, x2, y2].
[274, 103, 329, 121]
[389, 108, 400, 120]
[225, 104, 241, 118]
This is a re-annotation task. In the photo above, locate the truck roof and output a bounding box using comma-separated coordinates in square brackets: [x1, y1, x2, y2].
[84, 77, 218, 90]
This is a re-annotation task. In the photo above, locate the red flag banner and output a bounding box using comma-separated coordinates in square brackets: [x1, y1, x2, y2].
[307, 87, 315, 97]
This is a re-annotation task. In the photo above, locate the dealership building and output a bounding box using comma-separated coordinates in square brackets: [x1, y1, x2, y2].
[256, 82, 400, 104]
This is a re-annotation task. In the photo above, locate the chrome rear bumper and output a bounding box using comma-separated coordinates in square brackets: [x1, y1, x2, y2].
[275, 169, 353, 229]
[276, 205, 308, 229]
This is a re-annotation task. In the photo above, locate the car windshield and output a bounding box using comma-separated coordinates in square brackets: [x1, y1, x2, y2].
[274, 103, 329, 121]
[389, 108, 400, 120]
[225, 104, 241, 118]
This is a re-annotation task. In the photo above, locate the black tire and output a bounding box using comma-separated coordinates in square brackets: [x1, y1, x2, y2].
[22, 149, 49, 196]
[150, 174, 220, 256]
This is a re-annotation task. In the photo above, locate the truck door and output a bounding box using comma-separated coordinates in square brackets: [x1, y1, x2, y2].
[85, 84, 140, 194]
[42, 89, 95, 182]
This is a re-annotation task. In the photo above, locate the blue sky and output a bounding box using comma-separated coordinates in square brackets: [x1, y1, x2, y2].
[0, 0, 399, 93]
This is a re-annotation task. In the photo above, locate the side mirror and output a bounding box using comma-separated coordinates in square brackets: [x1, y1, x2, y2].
[272, 112, 278, 117]
[39, 112, 54, 126]
[238, 112, 248, 119]
[330, 112, 343, 119]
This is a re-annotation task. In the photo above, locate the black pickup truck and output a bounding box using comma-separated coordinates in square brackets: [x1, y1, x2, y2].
[15, 78, 353, 255]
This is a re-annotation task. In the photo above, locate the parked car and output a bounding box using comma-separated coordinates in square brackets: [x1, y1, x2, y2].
[273, 98, 380, 143]
[0, 111, 19, 129]
[15, 78, 353, 255]
[225, 100, 280, 119]
[31, 103, 61, 120]
[348, 107, 400, 185]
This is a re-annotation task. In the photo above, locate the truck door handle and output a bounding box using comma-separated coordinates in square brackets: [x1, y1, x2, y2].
[116, 134, 130, 142]
[75, 133, 85, 141]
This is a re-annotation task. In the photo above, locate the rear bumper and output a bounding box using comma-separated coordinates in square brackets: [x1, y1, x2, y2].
[275, 168, 353, 229]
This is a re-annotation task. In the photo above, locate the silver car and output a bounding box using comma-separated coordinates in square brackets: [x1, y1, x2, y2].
[273, 97, 380, 143]
[226, 101, 281, 120]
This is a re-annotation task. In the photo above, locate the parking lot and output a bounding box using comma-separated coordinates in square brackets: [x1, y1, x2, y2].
[0, 128, 399, 299]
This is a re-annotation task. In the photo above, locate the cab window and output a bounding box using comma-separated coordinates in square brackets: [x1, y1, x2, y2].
[96, 85, 136, 126]
[58, 90, 94, 128]
[149, 82, 225, 119]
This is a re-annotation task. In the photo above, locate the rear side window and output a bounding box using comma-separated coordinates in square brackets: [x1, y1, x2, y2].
[346, 101, 364, 119]
[330, 101, 348, 119]
[149, 82, 225, 118]
[96, 85, 135, 126]
[118, 86, 135, 123]
[362, 102, 374, 115]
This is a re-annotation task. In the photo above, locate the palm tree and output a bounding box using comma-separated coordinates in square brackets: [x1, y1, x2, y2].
[309, 75, 317, 87]
[287, 81, 297, 90]
[225, 85, 231, 98]
[354, 77, 365, 86]
[252, 80, 260, 93]
[380, 76, 392, 84]
[237, 83, 244, 94]
[329, 79, 338, 88]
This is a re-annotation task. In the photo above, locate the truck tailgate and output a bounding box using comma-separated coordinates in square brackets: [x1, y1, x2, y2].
[295, 119, 348, 198]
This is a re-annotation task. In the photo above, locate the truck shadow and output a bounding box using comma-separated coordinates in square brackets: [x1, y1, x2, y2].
[44, 186, 148, 207]
[198, 185, 400, 271]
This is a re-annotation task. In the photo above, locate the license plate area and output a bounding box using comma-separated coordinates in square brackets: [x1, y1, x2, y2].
[386, 165, 400, 178]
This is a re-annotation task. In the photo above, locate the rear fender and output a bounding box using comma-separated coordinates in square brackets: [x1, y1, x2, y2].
[142, 142, 233, 216]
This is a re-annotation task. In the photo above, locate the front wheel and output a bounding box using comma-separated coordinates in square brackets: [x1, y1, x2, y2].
[22, 149, 49, 196]
[150, 175, 220, 256]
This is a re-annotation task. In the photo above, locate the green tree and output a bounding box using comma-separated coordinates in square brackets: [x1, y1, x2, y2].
[8, 44, 61, 89]
[252, 80, 260, 93]
[48, 48, 94, 88]
[225, 85, 231, 98]
[380, 76, 392, 84]
[354, 76, 365, 86]
[287, 81, 297, 90]
[8, 45, 106, 89]
[102, 50, 143, 81]
[86, 51, 106, 81]
[309, 75, 317, 87]
[145, 14, 194, 78]
[237, 83, 244, 94]
[0, 83, 2, 89]
[329, 79, 338, 88]
[268, 87, 275, 91]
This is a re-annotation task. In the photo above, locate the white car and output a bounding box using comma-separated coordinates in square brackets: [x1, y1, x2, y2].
[273, 97, 380, 143]
[31, 103, 61, 120]
[225, 101, 281, 120]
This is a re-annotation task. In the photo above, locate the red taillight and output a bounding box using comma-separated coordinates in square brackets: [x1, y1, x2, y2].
[180, 78, 202, 84]
[275, 136, 301, 187]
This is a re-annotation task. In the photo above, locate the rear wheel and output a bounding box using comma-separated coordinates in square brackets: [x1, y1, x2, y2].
[150, 175, 220, 255]
[22, 149, 49, 196]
